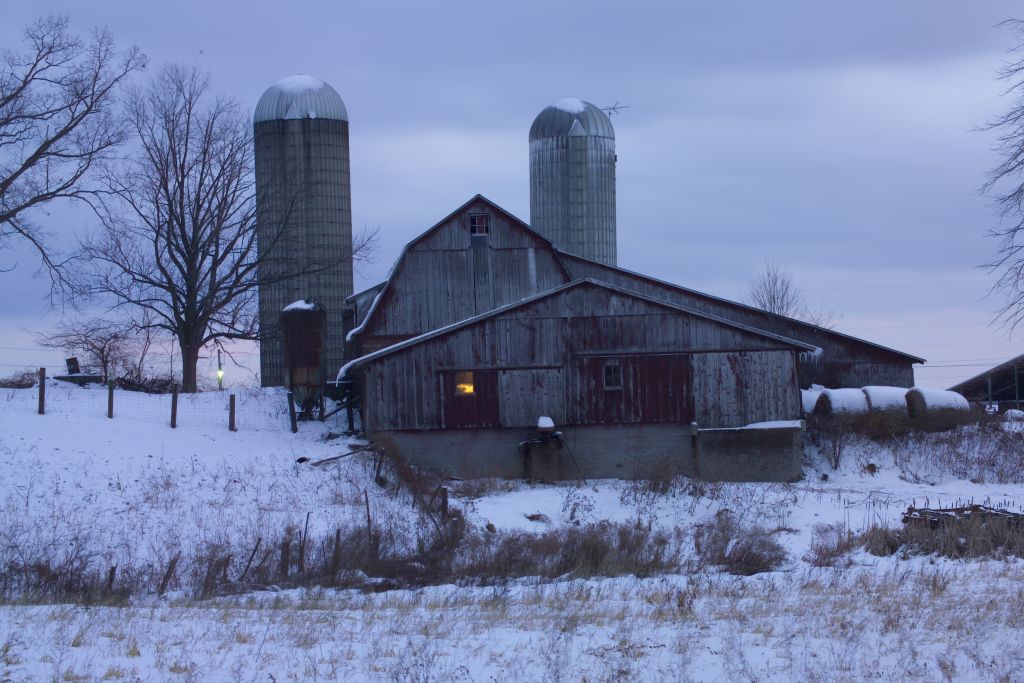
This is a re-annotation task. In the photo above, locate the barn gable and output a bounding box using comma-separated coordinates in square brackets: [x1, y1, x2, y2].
[347, 195, 571, 355]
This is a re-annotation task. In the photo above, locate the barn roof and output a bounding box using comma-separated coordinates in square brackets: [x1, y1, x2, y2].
[948, 352, 1024, 398]
[557, 251, 926, 365]
[340, 278, 817, 379]
[346, 194, 571, 341]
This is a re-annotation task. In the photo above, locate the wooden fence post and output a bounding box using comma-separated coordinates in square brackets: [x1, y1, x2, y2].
[440, 486, 449, 519]
[170, 384, 179, 428]
[287, 391, 298, 433]
[279, 539, 291, 581]
[37, 368, 45, 415]
[107, 380, 115, 418]
[228, 394, 237, 432]
[331, 528, 342, 575]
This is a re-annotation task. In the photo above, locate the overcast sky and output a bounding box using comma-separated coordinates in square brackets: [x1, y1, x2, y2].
[1, 0, 1022, 388]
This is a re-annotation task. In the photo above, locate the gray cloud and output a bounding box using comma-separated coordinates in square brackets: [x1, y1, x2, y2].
[1, 0, 1021, 386]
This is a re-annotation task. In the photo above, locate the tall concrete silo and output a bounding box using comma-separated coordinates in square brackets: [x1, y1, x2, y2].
[254, 75, 352, 387]
[529, 98, 616, 265]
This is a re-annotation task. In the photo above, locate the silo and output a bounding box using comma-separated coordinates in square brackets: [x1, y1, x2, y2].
[254, 75, 352, 387]
[529, 98, 617, 265]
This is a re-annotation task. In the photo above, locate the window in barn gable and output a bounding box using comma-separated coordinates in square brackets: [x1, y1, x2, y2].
[469, 213, 490, 236]
[603, 360, 623, 390]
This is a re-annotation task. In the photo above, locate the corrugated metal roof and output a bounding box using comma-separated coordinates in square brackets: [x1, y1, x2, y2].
[254, 75, 348, 123]
[529, 98, 614, 141]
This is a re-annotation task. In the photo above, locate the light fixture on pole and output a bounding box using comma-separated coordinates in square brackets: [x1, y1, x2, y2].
[217, 349, 224, 390]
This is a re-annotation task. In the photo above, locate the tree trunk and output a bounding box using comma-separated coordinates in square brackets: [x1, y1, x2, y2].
[180, 341, 201, 393]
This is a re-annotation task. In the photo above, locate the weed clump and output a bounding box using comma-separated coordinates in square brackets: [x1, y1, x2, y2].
[694, 511, 788, 576]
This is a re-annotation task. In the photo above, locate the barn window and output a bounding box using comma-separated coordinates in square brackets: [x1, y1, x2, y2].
[469, 214, 490, 235]
[603, 360, 623, 390]
[454, 370, 475, 395]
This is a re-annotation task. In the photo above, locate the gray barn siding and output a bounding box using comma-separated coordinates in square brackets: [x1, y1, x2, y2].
[692, 351, 800, 427]
[560, 253, 918, 388]
[359, 200, 567, 351]
[361, 284, 801, 432]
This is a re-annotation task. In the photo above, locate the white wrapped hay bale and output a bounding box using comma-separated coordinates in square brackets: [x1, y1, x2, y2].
[906, 387, 970, 430]
[801, 386, 824, 415]
[812, 388, 868, 417]
[862, 386, 909, 414]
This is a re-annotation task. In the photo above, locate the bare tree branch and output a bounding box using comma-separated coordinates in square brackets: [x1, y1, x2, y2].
[79, 64, 337, 392]
[747, 261, 835, 329]
[0, 15, 145, 297]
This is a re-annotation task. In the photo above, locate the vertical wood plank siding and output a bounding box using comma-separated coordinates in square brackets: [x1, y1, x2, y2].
[361, 283, 801, 431]
[360, 199, 566, 350]
[560, 253, 917, 388]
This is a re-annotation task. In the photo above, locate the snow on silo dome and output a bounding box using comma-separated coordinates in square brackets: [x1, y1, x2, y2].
[529, 98, 614, 141]
[254, 75, 348, 123]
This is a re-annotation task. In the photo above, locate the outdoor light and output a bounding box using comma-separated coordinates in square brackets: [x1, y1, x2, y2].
[217, 349, 224, 390]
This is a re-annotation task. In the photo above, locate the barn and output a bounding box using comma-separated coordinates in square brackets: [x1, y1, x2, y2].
[251, 83, 924, 482]
[344, 278, 812, 481]
[337, 195, 922, 481]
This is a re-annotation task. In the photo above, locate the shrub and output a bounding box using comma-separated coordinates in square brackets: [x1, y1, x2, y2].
[694, 511, 788, 575]
[804, 523, 857, 567]
[0, 370, 37, 389]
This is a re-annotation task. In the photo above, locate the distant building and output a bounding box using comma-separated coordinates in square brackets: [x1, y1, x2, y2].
[949, 354, 1024, 411]
[254, 75, 353, 387]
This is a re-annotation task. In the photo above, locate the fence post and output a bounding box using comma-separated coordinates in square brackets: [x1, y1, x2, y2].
[107, 380, 115, 419]
[37, 368, 45, 415]
[170, 384, 179, 428]
[440, 486, 449, 519]
[287, 390, 298, 433]
[229, 394, 237, 432]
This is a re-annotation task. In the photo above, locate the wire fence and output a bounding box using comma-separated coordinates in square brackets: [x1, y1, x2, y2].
[8, 379, 324, 433]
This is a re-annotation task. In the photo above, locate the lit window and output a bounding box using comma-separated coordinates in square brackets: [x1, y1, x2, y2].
[603, 361, 622, 390]
[469, 214, 490, 235]
[454, 370, 475, 395]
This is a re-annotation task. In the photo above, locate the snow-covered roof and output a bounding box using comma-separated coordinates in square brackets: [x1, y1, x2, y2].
[529, 98, 614, 141]
[254, 75, 348, 123]
[283, 299, 317, 312]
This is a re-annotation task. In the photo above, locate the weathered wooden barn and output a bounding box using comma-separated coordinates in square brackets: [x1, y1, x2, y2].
[344, 278, 812, 481]
[344, 195, 922, 386]
[338, 195, 922, 480]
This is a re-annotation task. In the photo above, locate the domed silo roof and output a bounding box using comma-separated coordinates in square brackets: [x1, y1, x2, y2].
[254, 75, 348, 123]
[529, 98, 614, 141]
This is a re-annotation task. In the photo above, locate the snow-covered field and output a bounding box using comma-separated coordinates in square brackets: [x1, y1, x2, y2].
[2, 383, 1024, 681]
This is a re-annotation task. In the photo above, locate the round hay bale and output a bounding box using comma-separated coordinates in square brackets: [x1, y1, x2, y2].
[812, 388, 868, 417]
[862, 386, 909, 414]
[906, 387, 969, 431]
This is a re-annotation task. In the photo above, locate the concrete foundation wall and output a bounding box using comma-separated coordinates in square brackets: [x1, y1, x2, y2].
[371, 422, 803, 483]
[694, 427, 803, 483]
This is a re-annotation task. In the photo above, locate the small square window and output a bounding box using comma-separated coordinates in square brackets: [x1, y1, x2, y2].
[454, 370, 475, 395]
[469, 214, 490, 236]
[603, 361, 622, 390]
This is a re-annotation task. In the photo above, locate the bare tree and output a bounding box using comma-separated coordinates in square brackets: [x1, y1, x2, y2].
[984, 19, 1024, 331]
[81, 65, 344, 393]
[353, 223, 382, 274]
[35, 318, 130, 382]
[747, 261, 834, 328]
[0, 15, 144, 290]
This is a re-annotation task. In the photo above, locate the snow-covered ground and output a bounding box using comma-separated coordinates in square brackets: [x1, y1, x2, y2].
[2, 383, 1023, 681]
